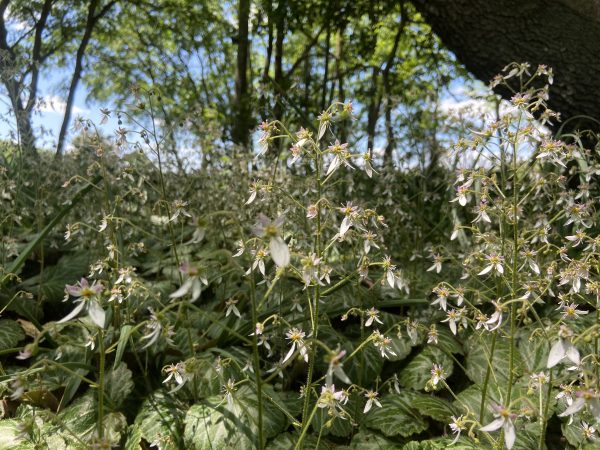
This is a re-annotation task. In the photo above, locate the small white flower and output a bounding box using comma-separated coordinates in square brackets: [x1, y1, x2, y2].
[449, 415, 467, 445]
[479, 253, 504, 276]
[283, 328, 308, 363]
[162, 362, 189, 393]
[480, 404, 517, 450]
[427, 253, 443, 273]
[365, 307, 383, 327]
[547, 326, 580, 368]
[430, 363, 446, 386]
[363, 390, 381, 413]
[225, 299, 241, 318]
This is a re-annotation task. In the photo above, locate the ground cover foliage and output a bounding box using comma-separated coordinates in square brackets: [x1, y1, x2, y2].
[1, 64, 599, 449]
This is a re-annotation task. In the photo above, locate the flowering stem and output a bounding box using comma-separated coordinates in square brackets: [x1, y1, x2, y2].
[249, 273, 265, 449]
[97, 331, 105, 440]
[299, 143, 323, 448]
[479, 330, 497, 422]
[539, 369, 553, 450]
[294, 401, 319, 450]
[505, 112, 522, 407]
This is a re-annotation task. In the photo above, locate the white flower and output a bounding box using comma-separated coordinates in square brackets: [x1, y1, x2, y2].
[326, 350, 351, 386]
[430, 363, 446, 386]
[59, 278, 105, 328]
[558, 389, 600, 422]
[581, 421, 597, 441]
[338, 202, 359, 237]
[169, 263, 208, 303]
[225, 299, 241, 318]
[318, 384, 347, 416]
[442, 308, 465, 335]
[363, 390, 381, 413]
[449, 415, 467, 445]
[427, 253, 443, 273]
[283, 328, 308, 363]
[451, 179, 473, 206]
[325, 140, 353, 176]
[365, 307, 383, 327]
[253, 214, 290, 268]
[479, 253, 504, 276]
[162, 362, 189, 393]
[547, 326, 580, 368]
[480, 404, 517, 450]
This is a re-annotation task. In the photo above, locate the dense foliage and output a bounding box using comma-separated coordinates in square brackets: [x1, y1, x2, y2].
[0, 63, 599, 450]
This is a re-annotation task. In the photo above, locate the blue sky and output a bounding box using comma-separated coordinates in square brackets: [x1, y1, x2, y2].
[0, 69, 120, 151]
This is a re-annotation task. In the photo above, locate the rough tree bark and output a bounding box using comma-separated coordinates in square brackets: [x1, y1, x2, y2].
[411, 0, 600, 137]
[232, 0, 252, 148]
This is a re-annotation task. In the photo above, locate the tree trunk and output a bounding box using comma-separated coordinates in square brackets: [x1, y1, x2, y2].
[412, 0, 600, 138]
[232, 0, 252, 148]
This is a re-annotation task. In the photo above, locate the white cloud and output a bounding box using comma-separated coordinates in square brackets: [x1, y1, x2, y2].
[37, 95, 88, 115]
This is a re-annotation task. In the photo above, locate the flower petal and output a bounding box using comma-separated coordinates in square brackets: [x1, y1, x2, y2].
[57, 301, 86, 324]
[169, 278, 193, 299]
[270, 237, 290, 268]
[480, 418, 505, 432]
[503, 421, 516, 449]
[88, 300, 106, 328]
[547, 340, 566, 368]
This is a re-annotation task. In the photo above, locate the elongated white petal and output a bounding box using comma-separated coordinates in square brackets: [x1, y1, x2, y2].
[480, 417, 505, 432]
[547, 340, 565, 368]
[334, 367, 351, 384]
[282, 344, 296, 364]
[503, 421, 516, 449]
[191, 279, 202, 303]
[169, 278, 193, 299]
[58, 301, 86, 324]
[478, 265, 493, 276]
[564, 342, 580, 365]
[386, 270, 395, 288]
[88, 300, 106, 328]
[270, 237, 290, 267]
[326, 156, 341, 176]
[558, 397, 585, 417]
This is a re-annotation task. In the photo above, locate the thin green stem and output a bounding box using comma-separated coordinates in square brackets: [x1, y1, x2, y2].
[249, 272, 264, 450]
[97, 331, 105, 440]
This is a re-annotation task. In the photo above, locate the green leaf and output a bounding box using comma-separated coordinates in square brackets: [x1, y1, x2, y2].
[184, 385, 287, 450]
[266, 432, 322, 450]
[518, 333, 549, 374]
[0, 419, 29, 449]
[346, 340, 384, 383]
[348, 430, 403, 449]
[19, 253, 90, 302]
[402, 438, 478, 449]
[399, 347, 453, 390]
[465, 333, 521, 387]
[113, 325, 134, 370]
[123, 424, 143, 450]
[433, 327, 463, 355]
[0, 319, 25, 351]
[364, 393, 428, 438]
[411, 394, 458, 423]
[3, 176, 101, 283]
[386, 335, 412, 362]
[134, 390, 185, 450]
[104, 362, 134, 409]
[56, 392, 97, 439]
